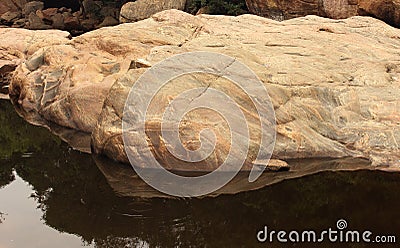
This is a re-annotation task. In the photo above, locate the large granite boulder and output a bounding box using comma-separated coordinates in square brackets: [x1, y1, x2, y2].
[245, 0, 400, 27]
[119, 0, 187, 23]
[92, 10, 400, 169]
[8, 12, 192, 135]
[5, 10, 400, 171]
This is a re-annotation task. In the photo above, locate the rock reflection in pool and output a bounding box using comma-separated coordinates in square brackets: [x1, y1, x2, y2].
[1, 99, 400, 248]
[93, 155, 373, 198]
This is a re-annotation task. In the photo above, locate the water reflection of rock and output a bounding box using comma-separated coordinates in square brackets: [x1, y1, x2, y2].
[1, 135, 399, 247]
[36, 163, 400, 248]
[94, 154, 372, 198]
[3, 95, 400, 248]
[17, 141, 398, 248]
[11, 100, 92, 153]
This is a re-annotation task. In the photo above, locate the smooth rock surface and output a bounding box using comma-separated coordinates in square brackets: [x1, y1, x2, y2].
[4, 10, 400, 171]
[93, 10, 400, 169]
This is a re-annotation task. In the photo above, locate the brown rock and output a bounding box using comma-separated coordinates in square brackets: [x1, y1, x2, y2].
[41, 8, 59, 20]
[0, 11, 21, 23]
[51, 13, 65, 29]
[100, 6, 119, 18]
[27, 12, 51, 29]
[119, 0, 187, 23]
[0, 60, 17, 75]
[196, 6, 210, 15]
[11, 0, 26, 10]
[35, 9, 44, 19]
[23, 1, 44, 17]
[82, 0, 101, 18]
[96, 16, 119, 28]
[80, 18, 97, 30]
[358, 0, 400, 27]
[64, 15, 80, 30]
[10, 18, 25, 28]
[245, 0, 400, 27]
[0, 60, 17, 94]
[0, 0, 19, 16]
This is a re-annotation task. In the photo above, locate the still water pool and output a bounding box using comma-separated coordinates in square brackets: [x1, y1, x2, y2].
[0, 99, 399, 248]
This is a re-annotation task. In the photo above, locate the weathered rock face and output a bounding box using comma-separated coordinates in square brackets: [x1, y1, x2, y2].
[92, 10, 400, 169]
[245, 0, 400, 27]
[119, 0, 187, 23]
[0, 0, 26, 16]
[0, 28, 70, 95]
[9, 37, 123, 134]
[5, 10, 400, 172]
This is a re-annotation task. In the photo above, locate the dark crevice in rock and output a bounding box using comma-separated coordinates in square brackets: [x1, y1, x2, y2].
[43, 0, 80, 12]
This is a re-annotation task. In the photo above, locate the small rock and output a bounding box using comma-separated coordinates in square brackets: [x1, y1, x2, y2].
[51, 13, 64, 29]
[72, 10, 82, 17]
[80, 18, 97, 30]
[0, 0, 19, 16]
[100, 6, 118, 18]
[35, 9, 44, 19]
[11, 18, 25, 28]
[58, 7, 69, 13]
[0, 11, 21, 23]
[62, 11, 72, 19]
[42, 8, 58, 20]
[27, 12, 51, 29]
[129, 59, 152, 69]
[25, 51, 44, 71]
[96, 16, 119, 28]
[12, 0, 27, 10]
[23, 1, 44, 17]
[82, 0, 101, 16]
[252, 159, 290, 171]
[64, 15, 81, 30]
[196, 6, 210, 15]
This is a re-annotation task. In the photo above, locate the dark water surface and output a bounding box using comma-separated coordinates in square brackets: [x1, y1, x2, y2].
[1, 99, 400, 248]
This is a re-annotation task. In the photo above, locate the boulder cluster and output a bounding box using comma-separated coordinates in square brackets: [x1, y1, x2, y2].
[245, 0, 400, 27]
[1, 0, 399, 35]
[0, 0, 121, 35]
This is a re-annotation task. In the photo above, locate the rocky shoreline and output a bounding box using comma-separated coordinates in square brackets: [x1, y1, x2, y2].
[1, 9, 399, 175]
